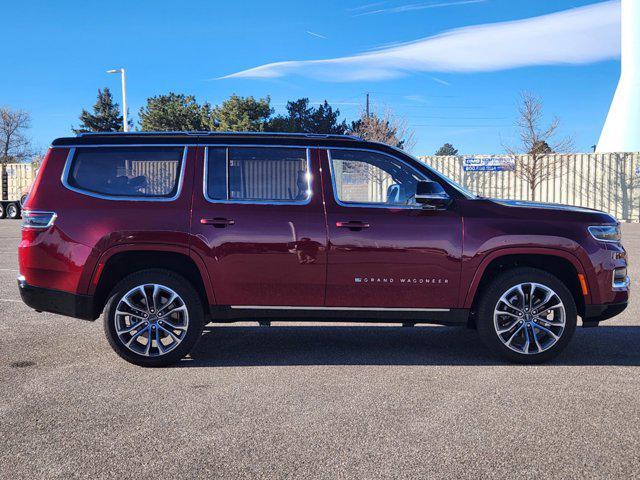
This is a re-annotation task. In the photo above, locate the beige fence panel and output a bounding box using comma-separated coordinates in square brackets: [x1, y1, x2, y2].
[126, 160, 179, 196]
[2, 163, 37, 201]
[420, 153, 640, 222]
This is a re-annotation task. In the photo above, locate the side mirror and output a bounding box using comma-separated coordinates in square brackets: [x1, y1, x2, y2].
[415, 181, 451, 208]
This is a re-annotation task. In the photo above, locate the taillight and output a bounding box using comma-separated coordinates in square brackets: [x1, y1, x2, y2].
[21, 210, 57, 229]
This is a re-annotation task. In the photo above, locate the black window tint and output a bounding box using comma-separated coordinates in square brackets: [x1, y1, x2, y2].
[68, 147, 183, 198]
[206, 147, 309, 202]
[206, 147, 227, 200]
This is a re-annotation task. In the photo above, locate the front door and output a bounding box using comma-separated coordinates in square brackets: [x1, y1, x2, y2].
[190, 145, 326, 307]
[322, 148, 463, 309]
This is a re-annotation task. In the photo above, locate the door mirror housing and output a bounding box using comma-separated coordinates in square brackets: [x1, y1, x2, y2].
[415, 181, 451, 208]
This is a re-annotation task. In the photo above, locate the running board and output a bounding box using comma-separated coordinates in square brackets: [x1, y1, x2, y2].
[209, 306, 469, 327]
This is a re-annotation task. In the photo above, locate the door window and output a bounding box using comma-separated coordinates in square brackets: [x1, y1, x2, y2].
[329, 149, 426, 207]
[206, 147, 310, 203]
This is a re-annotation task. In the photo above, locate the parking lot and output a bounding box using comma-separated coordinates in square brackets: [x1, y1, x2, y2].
[0, 220, 638, 479]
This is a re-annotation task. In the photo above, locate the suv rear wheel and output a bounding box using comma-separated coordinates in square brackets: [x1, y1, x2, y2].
[103, 269, 204, 367]
[476, 268, 577, 363]
[6, 202, 19, 219]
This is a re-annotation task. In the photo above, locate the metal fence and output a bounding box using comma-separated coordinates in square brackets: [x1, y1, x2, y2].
[420, 153, 640, 222]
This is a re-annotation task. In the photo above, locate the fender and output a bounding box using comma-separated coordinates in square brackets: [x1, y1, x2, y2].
[82, 243, 216, 305]
[462, 246, 591, 309]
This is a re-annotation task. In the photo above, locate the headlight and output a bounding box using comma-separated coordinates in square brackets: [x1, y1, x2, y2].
[588, 225, 621, 243]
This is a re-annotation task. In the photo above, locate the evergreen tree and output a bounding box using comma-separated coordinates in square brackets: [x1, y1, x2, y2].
[266, 98, 347, 134]
[309, 100, 348, 134]
[211, 94, 273, 132]
[73, 88, 128, 133]
[138, 93, 213, 131]
[434, 143, 459, 156]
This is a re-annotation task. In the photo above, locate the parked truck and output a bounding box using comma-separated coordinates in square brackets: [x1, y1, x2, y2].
[1, 162, 37, 219]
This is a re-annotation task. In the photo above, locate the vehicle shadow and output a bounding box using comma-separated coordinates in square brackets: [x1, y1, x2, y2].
[181, 324, 640, 367]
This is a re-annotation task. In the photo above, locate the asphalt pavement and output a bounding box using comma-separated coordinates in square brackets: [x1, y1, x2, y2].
[0, 220, 638, 479]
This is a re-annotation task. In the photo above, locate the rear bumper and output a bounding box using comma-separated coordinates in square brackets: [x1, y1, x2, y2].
[17, 277, 96, 321]
[583, 301, 628, 325]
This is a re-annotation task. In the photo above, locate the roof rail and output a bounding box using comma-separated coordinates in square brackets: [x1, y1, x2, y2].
[75, 131, 363, 141]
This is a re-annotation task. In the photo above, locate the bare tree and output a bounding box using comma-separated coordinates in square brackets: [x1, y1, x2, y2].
[505, 92, 573, 201]
[349, 109, 415, 152]
[0, 107, 32, 163]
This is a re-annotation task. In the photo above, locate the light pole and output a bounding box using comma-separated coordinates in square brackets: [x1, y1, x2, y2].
[106, 68, 129, 132]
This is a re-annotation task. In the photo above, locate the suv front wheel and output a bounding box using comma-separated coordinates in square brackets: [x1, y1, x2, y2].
[103, 269, 204, 367]
[477, 268, 577, 363]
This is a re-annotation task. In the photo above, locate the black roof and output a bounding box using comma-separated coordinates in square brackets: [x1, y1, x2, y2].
[51, 131, 365, 147]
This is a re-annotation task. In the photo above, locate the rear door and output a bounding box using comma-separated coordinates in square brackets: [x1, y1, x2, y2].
[322, 148, 463, 309]
[190, 145, 327, 307]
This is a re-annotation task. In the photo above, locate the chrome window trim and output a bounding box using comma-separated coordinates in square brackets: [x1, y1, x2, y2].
[60, 145, 187, 202]
[230, 305, 450, 312]
[326, 148, 429, 210]
[203, 145, 313, 206]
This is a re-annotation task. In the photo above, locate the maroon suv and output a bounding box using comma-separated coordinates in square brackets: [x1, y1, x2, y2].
[18, 132, 629, 366]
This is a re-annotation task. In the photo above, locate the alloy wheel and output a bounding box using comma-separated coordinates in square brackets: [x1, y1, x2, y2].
[493, 282, 566, 355]
[114, 283, 189, 357]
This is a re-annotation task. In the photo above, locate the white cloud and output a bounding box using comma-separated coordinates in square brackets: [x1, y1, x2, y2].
[353, 0, 487, 17]
[220, 1, 620, 82]
[306, 30, 328, 39]
[431, 76, 451, 86]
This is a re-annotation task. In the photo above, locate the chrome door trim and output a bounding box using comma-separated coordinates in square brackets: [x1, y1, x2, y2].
[230, 305, 450, 312]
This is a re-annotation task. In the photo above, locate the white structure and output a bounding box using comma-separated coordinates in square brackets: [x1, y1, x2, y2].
[597, 0, 640, 152]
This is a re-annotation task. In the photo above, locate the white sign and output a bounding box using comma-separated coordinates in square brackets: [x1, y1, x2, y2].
[463, 157, 515, 172]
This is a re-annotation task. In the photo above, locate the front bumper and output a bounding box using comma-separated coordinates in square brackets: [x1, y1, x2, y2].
[582, 301, 628, 326]
[17, 276, 96, 321]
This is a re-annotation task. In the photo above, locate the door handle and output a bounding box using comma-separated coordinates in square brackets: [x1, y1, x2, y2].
[201, 217, 235, 228]
[336, 221, 370, 231]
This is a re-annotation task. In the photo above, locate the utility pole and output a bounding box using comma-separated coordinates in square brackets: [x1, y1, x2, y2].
[365, 92, 370, 117]
[106, 68, 129, 132]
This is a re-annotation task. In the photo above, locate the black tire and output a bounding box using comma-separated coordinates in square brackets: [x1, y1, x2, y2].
[476, 267, 577, 364]
[6, 202, 20, 219]
[103, 269, 204, 367]
[0, 203, 5, 219]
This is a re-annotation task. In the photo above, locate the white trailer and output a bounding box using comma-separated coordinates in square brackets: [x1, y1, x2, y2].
[1, 163, 37, 219]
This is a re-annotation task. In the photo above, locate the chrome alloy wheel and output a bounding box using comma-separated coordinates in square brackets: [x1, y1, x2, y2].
[114, 284, 189, 357]
[493, 282, 566, 355]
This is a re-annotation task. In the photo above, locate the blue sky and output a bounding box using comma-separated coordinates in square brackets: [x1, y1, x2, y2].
[3, 0, 621, 155]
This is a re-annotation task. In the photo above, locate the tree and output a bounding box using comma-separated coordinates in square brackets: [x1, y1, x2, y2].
[435, 143, 458, 156]
[309, 100, 348, 134]
[349, 110, 415, 150]
[267, 98, 312, 133]
[73, 88, 130, 134]
[139, 92, 213, 131]
[211, 94, 272, 132]
[266, 98, 348, 134]
[0, 107, 32, 163]
[505, 92, 573, 201]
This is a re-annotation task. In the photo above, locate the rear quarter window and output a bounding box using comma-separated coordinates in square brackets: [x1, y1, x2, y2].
[66, 147, 184, 198]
